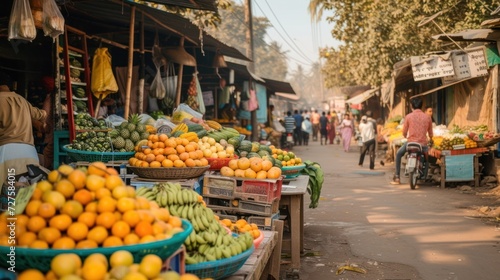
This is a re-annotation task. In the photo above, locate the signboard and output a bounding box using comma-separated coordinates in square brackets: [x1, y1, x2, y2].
[443, 52, 470, 83]
[202, 91, 214, 106]
[411, 55, 455, 81]
[443, 48, 489, 84]
[467, 47, 489, 78]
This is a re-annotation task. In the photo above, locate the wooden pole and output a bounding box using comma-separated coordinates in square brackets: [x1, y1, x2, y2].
[245, 0, 258, 141]
[175, 37, 186, 107]
[124, 6, 136, 120]
[138, 12, 145, 114]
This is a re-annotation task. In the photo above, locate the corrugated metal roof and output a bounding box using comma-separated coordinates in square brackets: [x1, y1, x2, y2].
[134, 0, 217, 11]
[226, 62, 264, 82]
[60, 0, 249, 61]
[262, 78, 296, 95]
[432, 29, 500, 42]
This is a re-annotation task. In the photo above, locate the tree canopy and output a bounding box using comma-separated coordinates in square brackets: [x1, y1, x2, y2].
[309, 0, 498, 88]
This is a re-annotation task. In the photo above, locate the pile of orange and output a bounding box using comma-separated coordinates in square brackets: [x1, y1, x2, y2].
[17, 250, 202, 280]
[0, 162, 183, 249]
[220, 157, 282, 179]
[270, 145, 303, 167]
[129, 134, 209, 168]
[218, 218, 261, 240]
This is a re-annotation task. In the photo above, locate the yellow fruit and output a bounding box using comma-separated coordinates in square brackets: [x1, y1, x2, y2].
[42, 191, 66, 210]
[51, 253, 81, 277]
[47, 170, 62, 183]
[17, 269, 45, 280]
[110, 250, 134, 268]
[139, 254, 163, 279]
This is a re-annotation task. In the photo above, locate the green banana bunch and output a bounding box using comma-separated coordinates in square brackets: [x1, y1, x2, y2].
[301, 160, 324, 209]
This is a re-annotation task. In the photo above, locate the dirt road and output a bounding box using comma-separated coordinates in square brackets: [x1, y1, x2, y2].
[280, 140, 500, 280]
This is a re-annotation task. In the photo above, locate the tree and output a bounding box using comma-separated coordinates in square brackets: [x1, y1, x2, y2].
[309, 0, 498, 88]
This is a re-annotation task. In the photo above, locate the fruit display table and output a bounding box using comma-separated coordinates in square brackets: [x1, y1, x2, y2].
[434, 147, 490, 188]
[280, 175, 309, 270]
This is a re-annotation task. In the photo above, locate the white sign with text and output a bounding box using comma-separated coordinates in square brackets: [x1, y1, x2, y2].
[411, 55, 455, 81]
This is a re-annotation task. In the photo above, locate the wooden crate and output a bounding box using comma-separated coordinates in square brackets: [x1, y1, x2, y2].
[238, 199, 280, 216]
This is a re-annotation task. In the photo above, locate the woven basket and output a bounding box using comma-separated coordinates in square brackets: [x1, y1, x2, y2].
[128, 165, 210, 180]
[186, 245, 254, 279]
[281, 164, 306, 179]
[0, 220, 192, 272]
[476, 137, 500, 148]
[62, 145, 134, 163]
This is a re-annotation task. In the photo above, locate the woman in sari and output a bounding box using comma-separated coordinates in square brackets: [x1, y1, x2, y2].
[340, 114, 354, 152]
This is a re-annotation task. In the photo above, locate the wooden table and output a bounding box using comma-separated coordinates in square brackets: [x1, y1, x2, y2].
[279, 175, 309, 269]
[436, 148, 489, 188]
[224, 230, 279, 280]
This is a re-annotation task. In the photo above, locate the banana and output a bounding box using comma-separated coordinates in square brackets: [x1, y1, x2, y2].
[160, 190, 168, 207]
[191, 216, 200, 232]
[144, 192, 156, 201]
[184, 234, 191, 246]
[185, 256, 197, 265]
[182, 190, 189, 204]
[195, 234, 207, 244]
[201, 214, 210, 229]
[215, 247, 222, 260]
[238, 239, 247, 252]
[198, 244, 209, 254]
[187, 205, 194, 220]
[234, 242, 242, 255]
[135, 187, 150, 196]
[155, 190, 162, 205]
[169, 205, 179, 217]
[181, 205, 189, 219]
[230, 245, 237, 257]
[223, 235, 231, 246]
[196, 215, 206, 231]
[177, 190, 184, 205]
[216, 233, 223, 246]
[167, 189, 175, 205]
[222, 247, 232, 258]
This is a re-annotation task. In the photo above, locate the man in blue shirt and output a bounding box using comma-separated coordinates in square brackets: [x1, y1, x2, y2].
[293, 110, 303, 146]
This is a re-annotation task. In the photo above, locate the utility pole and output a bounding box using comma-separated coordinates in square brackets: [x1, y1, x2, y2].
[244, 0, 258, 141]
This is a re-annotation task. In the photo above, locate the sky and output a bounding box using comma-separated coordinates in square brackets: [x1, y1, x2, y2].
[251, 0, 340, 72]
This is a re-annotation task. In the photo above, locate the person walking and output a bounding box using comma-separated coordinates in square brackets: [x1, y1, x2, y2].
[301, 117, 312, 145]
[293, 110, 303, 146]
[319, 112, 329, 145]
[391, 98, 433, 185]
[0, 72, 47, 185]
[328, 113, 337, 144]
[358, 115, 376, 169]
[340, 114, 354, 152]
[310, 109, 320, 141]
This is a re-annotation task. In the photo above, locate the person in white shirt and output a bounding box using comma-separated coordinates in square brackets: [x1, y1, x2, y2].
[358, 115, 376, 169]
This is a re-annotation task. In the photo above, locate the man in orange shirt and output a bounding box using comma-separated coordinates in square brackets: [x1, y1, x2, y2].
[310, 109, 321, 141]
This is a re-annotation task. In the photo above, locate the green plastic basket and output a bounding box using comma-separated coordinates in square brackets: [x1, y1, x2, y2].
[62, 144, 135, 162]
[281, 164, 306, 179]
[186, 245, 254, 279]
[0, 220, 192, 272]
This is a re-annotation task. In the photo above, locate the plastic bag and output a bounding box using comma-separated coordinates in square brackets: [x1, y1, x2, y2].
[149, 43, 166, 99]
[163, 62, 177, 100]
[248, 89, 258, 111]
[91, 48, 119, 97]
[194, 75, 205, 114]
[8, 0, 37, 41]
[171, 103, 203, 123]
[42, 0, 64, 40]
[105, 114, 126, 127]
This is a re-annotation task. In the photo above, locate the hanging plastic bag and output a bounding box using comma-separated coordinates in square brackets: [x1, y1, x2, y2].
[163, 62, 177, 100]
[91, 48, 119, 96]
[42, 0, 64, 40]
[248, 89, 259, 111]
[8, 0, 37, 41]
[194, 75, 205, 114]
[149, 40, 166, 99]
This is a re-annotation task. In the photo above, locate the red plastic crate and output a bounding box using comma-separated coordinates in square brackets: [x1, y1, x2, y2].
[234, 178, 282, 203]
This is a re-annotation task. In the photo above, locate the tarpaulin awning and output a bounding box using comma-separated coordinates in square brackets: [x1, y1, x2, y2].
[274, 92, 300, 100]
[262, 78, 296, 95]
[410, 77, 477, 99]
[130, 0, 218, 11]
[345, 88, 378, 104]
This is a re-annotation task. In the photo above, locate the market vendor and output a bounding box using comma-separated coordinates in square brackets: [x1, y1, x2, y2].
[0, 72, 47, 185]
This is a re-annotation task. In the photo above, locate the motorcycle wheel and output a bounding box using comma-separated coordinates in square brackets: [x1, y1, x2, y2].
[409, 171, 417, 190]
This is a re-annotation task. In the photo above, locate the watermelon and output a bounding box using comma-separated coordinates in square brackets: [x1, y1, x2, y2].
[247, 152, 260, 158]
[259, 144, 272, 154]
[228, 136, 241, 149]
[251, 142, 260, 153]
[239, 140, 252, 152]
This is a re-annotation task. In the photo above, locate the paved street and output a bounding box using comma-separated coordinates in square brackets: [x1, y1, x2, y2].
[281, 139, 500, 280]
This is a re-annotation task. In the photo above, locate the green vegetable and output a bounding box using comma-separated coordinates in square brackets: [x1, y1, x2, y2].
[301, 160, 324, 209]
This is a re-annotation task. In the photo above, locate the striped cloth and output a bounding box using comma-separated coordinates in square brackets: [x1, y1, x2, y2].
[284, 116, 295, 133]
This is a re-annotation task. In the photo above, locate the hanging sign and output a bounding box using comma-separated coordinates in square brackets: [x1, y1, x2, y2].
[202, 91, 214, 106]
[443, 52, 470, 84]
[467, 47, 489, 78]
[411, 55, 455, 81]
[443, 47, 489, 84]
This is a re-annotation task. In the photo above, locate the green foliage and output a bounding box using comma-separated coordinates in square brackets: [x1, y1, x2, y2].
[309, 0, 497, 88]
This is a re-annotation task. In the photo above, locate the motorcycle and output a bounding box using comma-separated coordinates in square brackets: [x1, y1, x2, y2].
[404, 142, 427, 190]
[283, 132, 294, 150]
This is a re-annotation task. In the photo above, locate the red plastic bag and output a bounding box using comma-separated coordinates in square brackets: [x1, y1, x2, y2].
[8, 0, 37, 41]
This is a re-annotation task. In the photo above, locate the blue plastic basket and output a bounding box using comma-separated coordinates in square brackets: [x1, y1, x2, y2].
[186, 245, 254, 279]
[281, 164, 306, 179]
[62, 144, 135, 162]
[0, 220, 192, 272]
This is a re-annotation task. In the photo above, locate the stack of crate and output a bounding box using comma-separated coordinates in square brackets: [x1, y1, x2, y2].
[203, 174, 282, 230]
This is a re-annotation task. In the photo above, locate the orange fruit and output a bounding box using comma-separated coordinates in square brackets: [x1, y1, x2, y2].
[110, 250, 134, 268]
[179, 152, 189, 161]
[25, 200, 42, 217]
[112, 186, 129, 200]
[67, 169, 87, 190]
[106, 167, 119, 176]
[82, 259, 107, 279]
[97, 196, 117, 213]
[185, 158, 196, 167]
[134, 221, 153, 238]
[176, 145, 186, 154]
[139, 254, 163, 279]
[145, 154, 156, 163]
[126, 186, 136, 198]
[30, 188, 43, 201]
[77, 211, 97, 228]
[267, 167, 282, 179]
[137, 210, 155, 224]
[155, 154, 165, 162]
[95, 187, 112, 199]
[173, 159, 185, 168]
[199, 158, 209, 166]
[96, 212, 117, 229]
[244, 169, 257, 179]
[87, 226, 109, 245]
[151, 208, 170, 222]
[250, 159, 263, 172]
[237, 158, 251, 170]
[17, 231, 37, 247]
[86, 174, 106, 191]
[161, 159, 174, 168]
[117, 197, 136, 213]
[135, 197, 151, 210]
[42, 190, 66, 210]
[123, 272, 148, 280]
[165, 139, 177, 148]
[45, 271, 57, 280]
[87, 162, 108, 177]
[27, 216, 46, 233]
[51, 253, 81, 277]
[168, 216, 182, 228]
[76, 239, 98, 249]
[123, 233, 140, 245]
[55, 179, 76, 198]
[261, 160, 273, 171]
[49, 214, 72, 231]
[150, 161, 162, 168]
[38, 227, 61, 245]
[17, 269, 45, 280]
[29, 240, 49, 249]
[158, 134, 168, 142]
[220, 166, 235, 177]
[36, 180, 53, 192]
[15, 215, 29, 227]
[47, 170, 62, 183]
[61, 200, 84, 219]
[163, 147, 177, 155]
[52, 237, 76, 249]
[67, 222, 89, 241]
[256, 170, 267, 179]
[111, 221, 131, 238]
[122, 210, 141, 227]
[102, 236, 124, 247]
[139, 235, 156, 243]
[85, 201, 98, 213]
[73, 189, 94, 205]
[180, 274, 203, 280]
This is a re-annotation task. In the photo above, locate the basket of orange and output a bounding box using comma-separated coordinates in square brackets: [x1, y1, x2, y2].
[127, 165, 210, 180]
[0, 162, 192, 272]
